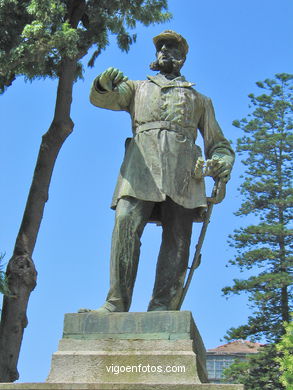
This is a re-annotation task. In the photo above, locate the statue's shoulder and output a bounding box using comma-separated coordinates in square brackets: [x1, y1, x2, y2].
[187, 85, 201, 97]
[192, 89, 212, 104]
[131, 79, 149, 87]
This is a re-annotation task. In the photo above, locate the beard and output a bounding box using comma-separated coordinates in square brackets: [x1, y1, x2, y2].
[150, 57, 185, 75]
[157, 57, 173, 73]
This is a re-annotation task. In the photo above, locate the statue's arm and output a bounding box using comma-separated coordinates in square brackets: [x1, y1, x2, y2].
[198, 96, 235, 181]
[89, 67, 134, 111]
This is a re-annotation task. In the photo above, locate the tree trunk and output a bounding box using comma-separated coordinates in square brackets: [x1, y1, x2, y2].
[279, 237, 290, 326]
[0, 58, 77, 382]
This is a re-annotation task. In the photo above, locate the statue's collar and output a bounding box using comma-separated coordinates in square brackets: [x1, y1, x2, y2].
[147, 73, 195, 88]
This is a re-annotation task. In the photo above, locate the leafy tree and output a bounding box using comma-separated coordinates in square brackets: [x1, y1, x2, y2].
[0, 0, 171, 382]
[223, 344, 284, 390]
[222, 73, 293, 343]
[276, 320, 293, 389]
[222, 358, 250, 386]
[223, 322, 293, 389]
[0, 0, 32, 90]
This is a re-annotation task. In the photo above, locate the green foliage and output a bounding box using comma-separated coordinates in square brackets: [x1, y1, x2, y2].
[222, 358, 250, 386]
[223, 74, 293, 343]
[276, 320, 293, 388]
[223, 323, 293, 389]
[0, 253, 9, 297]
[0, 0, 171, 92]
[223, 344, 284, 390]
[0, 0, 32, 89]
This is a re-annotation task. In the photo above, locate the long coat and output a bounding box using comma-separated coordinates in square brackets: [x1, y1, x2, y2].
[90, 73, 234, 221]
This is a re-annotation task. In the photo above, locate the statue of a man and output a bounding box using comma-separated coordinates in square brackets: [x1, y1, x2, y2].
[89, 30, 234, 312]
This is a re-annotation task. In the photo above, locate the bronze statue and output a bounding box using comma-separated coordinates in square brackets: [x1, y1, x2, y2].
[87, 30, 234, 312]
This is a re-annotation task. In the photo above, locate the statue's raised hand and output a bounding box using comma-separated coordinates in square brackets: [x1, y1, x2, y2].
[98, 67, 128, 92]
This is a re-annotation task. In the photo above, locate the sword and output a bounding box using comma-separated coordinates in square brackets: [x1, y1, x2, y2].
[177, 178, 226, 310]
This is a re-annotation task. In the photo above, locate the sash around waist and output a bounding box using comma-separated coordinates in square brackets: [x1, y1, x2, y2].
[135, 121, 195, 140]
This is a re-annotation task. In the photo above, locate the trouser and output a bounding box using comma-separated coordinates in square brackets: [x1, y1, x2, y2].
[104, 196, 194, 311]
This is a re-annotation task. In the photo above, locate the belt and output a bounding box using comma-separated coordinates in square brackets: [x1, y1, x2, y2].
[135, 121, 195, 140]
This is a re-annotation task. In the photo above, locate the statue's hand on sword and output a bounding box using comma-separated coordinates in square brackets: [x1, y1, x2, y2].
[205, 155, 232, 183]
[194, 155, 233, 204]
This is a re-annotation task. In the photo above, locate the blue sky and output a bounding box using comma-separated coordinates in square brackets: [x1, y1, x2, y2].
[1, 0, 292, 383]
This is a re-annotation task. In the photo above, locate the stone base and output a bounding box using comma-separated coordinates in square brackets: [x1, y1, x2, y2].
[0, 384, 244, 390]
[47, 311, 208, 385]
[48, 338, 203, 384]
[1, 311, 243, 389]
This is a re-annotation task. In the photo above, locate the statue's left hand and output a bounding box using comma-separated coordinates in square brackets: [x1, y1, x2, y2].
[205, 155, 232, 183]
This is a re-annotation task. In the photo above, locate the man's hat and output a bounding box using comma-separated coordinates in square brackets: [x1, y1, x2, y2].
[153, 30, 189, 57]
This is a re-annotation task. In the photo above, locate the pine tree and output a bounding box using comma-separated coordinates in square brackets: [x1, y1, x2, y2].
[222, 73, 293, 343]
[222, 75, 292, 389]
[0, 0, 171, 382]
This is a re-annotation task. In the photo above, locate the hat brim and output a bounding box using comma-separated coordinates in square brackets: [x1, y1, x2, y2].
[153, 32, 180, 46]
[153, 32, 188, 56]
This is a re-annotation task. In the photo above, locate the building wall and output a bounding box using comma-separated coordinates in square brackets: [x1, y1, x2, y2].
[206, 340, 262, 383]
[206, 353, 246, 383]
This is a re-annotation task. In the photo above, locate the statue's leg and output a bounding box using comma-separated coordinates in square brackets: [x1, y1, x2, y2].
[148, 197, 193, 311]
[103, 196, 154, 312]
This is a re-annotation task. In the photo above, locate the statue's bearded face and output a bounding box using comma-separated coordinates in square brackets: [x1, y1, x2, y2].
[150, 38, 185, 74]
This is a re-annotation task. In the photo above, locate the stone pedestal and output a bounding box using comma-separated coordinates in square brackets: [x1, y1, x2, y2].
[0, 311, 244, 390]
[47, 311, 208, 385]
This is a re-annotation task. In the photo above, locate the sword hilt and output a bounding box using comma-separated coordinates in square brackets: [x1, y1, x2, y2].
[207, 178, 226, 204]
